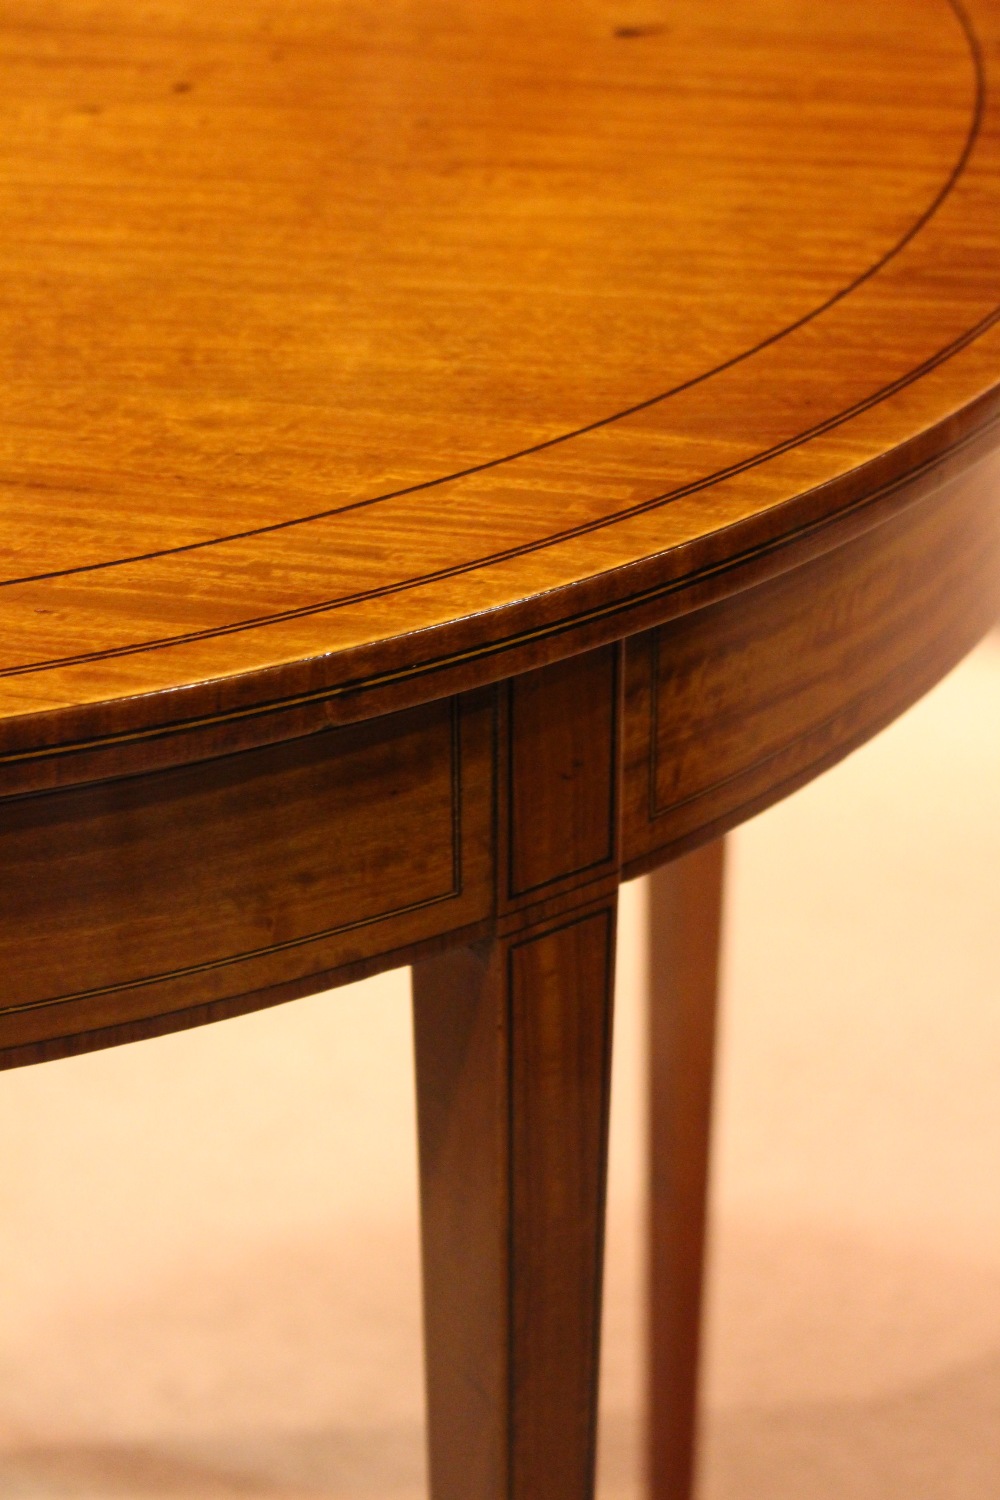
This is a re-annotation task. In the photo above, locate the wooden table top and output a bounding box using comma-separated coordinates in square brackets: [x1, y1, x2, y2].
[3, 0, 1000, 764]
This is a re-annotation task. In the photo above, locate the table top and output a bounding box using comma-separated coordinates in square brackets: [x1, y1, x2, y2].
[3, 0, 1000, 763]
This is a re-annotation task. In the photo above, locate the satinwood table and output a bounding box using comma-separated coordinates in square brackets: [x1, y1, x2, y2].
[2, 2, 999, 1496]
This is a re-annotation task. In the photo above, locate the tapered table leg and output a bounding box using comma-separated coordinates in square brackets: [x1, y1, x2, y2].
[413, 899, 617, 1500]
[413, 643, 624, 1500]
[646, 839, 726, 1500]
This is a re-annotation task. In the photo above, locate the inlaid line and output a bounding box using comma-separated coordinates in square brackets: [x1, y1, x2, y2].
[0, 0, 985, 602]
[6, 296, 1000, 679]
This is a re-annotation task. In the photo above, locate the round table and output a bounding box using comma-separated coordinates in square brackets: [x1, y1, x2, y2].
[2, 2, 999, 1496]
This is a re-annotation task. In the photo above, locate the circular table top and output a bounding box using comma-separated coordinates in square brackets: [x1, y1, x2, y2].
[3, 0, 1000, 760]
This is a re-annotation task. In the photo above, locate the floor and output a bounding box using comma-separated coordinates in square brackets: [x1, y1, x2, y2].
[1, 634, 998, 1500]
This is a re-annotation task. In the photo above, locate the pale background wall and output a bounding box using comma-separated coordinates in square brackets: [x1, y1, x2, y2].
[1, 633, 998, 1499]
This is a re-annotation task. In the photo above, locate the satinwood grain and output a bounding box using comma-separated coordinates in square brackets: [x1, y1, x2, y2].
[621, 448, 1000, 874]
[0, 694, 494, 1059]
[3, 7, 1000, 1495]
[1, 0, 999, 764]
[504, 645, 619, 902]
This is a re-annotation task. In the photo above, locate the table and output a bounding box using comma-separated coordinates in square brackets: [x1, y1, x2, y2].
[2, 1, 999, 1496]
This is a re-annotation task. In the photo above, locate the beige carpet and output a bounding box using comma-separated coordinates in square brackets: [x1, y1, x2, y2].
[1, 634, 998, 1499]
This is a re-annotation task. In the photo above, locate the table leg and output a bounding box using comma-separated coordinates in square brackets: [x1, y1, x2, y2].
[647, 840, 726, 1500]
[413, 897, 618, 1500]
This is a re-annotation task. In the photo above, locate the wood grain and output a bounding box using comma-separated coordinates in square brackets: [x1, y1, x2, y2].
[646, 842, 726, 1500]
[622, 449, 1000, 873]
[0, 0, 999, 757]
[504, 645, 619, 902]
[0, 693, 494, 1061]
[413, 644, 623, 1500]
[4, 8, 1000, 1497]
[413, 906, 617, 1500]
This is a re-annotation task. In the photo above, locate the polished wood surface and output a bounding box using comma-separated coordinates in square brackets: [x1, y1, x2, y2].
[414, 648, 620, 1500]
[413, 909, 616, 1500]
[2, 0, 999, 1058]
[3, 3, 1000, 1498]
[622, 452, 1000, 871]
[2, 0, 1000, 760]
[647, 843, 726, 1500]
[3, 455, 996, 1066]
